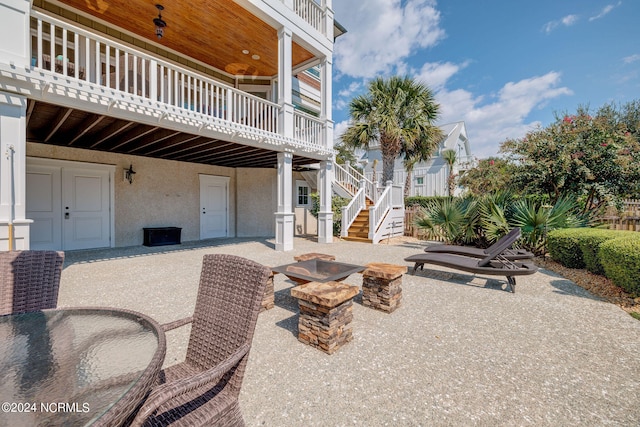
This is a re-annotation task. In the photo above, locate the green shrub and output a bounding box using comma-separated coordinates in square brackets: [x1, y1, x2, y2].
[547, 229, 587, 268]
[405, 196, 451, 209]
[599, 237, 640, 297]
[310, 193, 349, 236]
[578, 229, 638, 275]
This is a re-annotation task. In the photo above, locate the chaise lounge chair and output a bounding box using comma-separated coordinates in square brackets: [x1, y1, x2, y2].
[405, 229, 537, 293]
[423, 227, 534, 260]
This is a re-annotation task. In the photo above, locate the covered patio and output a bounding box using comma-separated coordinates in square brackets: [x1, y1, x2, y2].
[59, 237, 640, 425]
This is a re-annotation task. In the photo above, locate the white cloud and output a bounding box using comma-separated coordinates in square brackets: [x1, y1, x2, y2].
[333, 0, 445, 79]
[589, 2, 621, 21]
[435, 72, 573, 158]
[415, 61, 470, 90]
[623, 54, 640, 64]
[542, 14, 579, 34]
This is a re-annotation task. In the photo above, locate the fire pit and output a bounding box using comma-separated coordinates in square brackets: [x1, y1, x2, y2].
[272, 259, 364, 284]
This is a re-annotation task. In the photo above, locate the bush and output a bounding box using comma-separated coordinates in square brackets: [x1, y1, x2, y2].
[405, 196, 451, 209]
[310, 193, 349, 236]
[547, 229, 588, 268]
[578, 229, 638, 275]
[599, 237, 640, 296]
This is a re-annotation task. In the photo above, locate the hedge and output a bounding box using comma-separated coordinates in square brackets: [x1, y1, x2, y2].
[577, 229, 638, 275]
[547, 228, 588, 268]
[547, 228, 639, 271]
[405, 196, 451, 208]
[599, 237, 640, 297]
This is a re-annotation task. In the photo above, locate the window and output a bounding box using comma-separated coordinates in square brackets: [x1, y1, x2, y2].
[416, 176, 424, 185]
[296, 181, 310, 207]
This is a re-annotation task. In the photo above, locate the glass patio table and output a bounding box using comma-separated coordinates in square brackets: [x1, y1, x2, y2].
[0, 307, 166, 427]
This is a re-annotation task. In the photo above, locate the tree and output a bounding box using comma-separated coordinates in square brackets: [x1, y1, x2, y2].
[459, 157, 513, 195]
[441, 149, 457, 196]
[341, 76, 441, 184]
[500, 102, 640, 214]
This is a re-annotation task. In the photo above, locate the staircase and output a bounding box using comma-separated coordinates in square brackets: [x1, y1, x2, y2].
[333, 163, 404, 244]
[343, 199, 374, 243]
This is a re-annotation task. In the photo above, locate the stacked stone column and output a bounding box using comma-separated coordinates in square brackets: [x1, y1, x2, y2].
[361, 263, 407, 313]
[261, 271, 275, 312]
[291, 281, 359, 354]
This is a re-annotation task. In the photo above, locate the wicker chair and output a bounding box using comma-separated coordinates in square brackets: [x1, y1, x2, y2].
[130, 254, 271, 427]
[0, 250, 65, 315]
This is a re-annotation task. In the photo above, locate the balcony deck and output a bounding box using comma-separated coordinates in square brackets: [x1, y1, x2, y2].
[11, 10, 332, 168]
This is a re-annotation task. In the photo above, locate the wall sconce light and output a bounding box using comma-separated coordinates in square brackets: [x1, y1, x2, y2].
[124, 164, 136, 184]
[153, 4, 166, 39]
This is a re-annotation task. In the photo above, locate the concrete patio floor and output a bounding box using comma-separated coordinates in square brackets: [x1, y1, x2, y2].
[59, 237, 640, 426]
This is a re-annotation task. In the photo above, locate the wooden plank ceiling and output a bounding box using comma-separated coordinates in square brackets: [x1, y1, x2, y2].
[57, 0, 315, 77]
[26, 101, 318, 168]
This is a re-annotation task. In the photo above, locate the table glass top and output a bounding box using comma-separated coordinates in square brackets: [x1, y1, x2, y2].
[0, 308, 160, 427]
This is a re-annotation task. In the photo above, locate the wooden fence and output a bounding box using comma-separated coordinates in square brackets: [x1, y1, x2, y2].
[598, 199, 640, 232]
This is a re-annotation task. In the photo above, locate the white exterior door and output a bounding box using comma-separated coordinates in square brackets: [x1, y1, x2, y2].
[26, 159, 113, 251]
[199, 175, 228, 239]
[62, 167, 111, 250]
[26, 164, 63, 250]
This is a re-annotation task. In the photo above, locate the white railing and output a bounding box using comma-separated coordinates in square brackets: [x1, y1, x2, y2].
[334, 163, 360, 196]
[341, 188, 365, 237]
[369, 182, 393, 239]
[345, 163, 376, 203]
[294, 110, 324, 147]
[30, 11, 292, 138]
[291, 0, 325, 34]
[32, 11, 278, 131]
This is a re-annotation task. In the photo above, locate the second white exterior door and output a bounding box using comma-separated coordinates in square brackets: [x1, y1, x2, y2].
[199, 175, 229, 239]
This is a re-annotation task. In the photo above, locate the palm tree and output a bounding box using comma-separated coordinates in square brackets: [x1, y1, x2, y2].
[442, 149, 457, 196]
[341, 76, 441, 184]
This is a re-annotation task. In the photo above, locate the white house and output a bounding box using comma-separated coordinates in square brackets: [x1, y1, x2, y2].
[0, 0, 342, 251]
[359, 121, 475, 197]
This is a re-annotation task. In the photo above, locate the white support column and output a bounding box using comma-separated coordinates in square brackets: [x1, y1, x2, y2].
[277, 27, 294, 139]
[0, 91, 31, 250]
[322, 0, 334, 40]
[317, 159, 334, 244]
[320, 56, 334, 149]
[275, 151, 294, 251]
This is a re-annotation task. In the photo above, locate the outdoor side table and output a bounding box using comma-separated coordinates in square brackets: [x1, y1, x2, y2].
[291, 281, 359, 354]
[0, 307, 166, 427]
[361, 263, 407, 313]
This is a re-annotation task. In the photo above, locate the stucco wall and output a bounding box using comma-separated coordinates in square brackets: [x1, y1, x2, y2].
[235, 168, 276, 237]
[27, 143, 236, 247]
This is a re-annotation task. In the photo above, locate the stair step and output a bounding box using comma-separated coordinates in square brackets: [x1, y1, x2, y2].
[342, 236, 372, 243]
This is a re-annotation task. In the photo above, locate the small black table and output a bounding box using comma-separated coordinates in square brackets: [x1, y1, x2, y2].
[0, 307, 166, 426]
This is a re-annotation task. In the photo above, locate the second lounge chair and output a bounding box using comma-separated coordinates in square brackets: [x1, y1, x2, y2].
[405, 229, 537, 293]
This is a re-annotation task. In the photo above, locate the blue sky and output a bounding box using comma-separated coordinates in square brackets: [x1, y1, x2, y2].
[331, 0, 640, 159]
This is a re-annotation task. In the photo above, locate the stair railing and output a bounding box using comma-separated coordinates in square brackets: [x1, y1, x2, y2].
[334, 163, 359, 196]
[368, 180, 393, 239]
[341, 186, 365, 237]
[344, 162, 377, 203]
